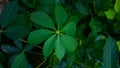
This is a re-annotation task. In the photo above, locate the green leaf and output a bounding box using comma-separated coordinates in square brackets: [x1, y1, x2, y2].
[43, 34, 56, 57]
[30, 11, 55, 29]
[114, 0, 120, 13]
[103, 36, 119, 68]
[55, 4, 68, 26]
[11, 52, 27, 68]
[61, 21, 77, 36]
[4, 25, 29, 39]
[61, 34, 77, 52]
[28, 29, 54, 45]
[116, 41, 120, 51]
[55, 35, 65, 61]
[22, 0, 35, 8]
[105, 9, 116, 19]
[0, 1, 19, 29]
[0, 64, 3, 68]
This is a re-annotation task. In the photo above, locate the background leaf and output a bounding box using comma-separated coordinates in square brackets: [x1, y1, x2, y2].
[0, 1, 19, 29]
[103, 36, 119, 68]
[11, 52, 28, 68]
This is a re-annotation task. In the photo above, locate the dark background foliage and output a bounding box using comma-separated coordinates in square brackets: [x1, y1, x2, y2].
[0, 0, 120, 68]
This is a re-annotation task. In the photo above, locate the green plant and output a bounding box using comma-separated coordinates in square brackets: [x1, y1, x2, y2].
[0, 0, 120, 68]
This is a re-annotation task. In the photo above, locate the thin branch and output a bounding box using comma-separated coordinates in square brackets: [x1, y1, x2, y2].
[36, 59, 47, 68]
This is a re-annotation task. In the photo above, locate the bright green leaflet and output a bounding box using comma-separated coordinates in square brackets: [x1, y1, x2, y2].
[11, 52, 27, 68]
[105, 9, 116, 19]
[55, 35, 65, 61]
[114, 0, 120, 13]
[116, 41, 120, 51]
[61, 34, 77, 52]
[61, 21, 77, 36]
[103, 36, 119, 68]
[0, 1, 19, 29]
[55, 5, 68, 26]
[43, 34, 56, 58]
[30, 11, 55, 29]
[28, 29, 54, 45]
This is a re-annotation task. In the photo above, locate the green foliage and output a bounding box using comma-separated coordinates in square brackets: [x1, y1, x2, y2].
[0, 0, 120, 68]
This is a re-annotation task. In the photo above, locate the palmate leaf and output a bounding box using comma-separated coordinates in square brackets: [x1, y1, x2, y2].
[55, 4, 68, 26]
[28, 29, 54, 45]
[11, 52, 27, 68]
[55, 35, 65, 61]
[0, 1, 19, 29]
[61, 21, 77, 36]
[103, 36, 119, 68]
[61, 34, 77, 52]
[43, 34, 56, 58]
[30, 11, 55, 29]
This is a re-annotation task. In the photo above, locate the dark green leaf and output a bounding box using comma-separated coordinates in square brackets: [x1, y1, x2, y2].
[30, 11, 55, 29]
[4, 25, 29, 39]
[14, 40, 23, 49]
[1, 44, 20, 54]
[61, 34, 77, 52]
[103, 36, 119, 68]
[61, 21, 77, 36]
[11, 52, 28, 68]
[43, 34, 56, 58]
[0, 1, 19, 29]
[24, 45, 33, 52]
[0, 64, 3, 68]
[55, 4, 68, 26]
[28, 29, 54, 45]
[55, 35, 65, 61]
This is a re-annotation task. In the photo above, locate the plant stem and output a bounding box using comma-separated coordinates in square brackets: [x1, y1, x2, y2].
[36, 59, 47, 68]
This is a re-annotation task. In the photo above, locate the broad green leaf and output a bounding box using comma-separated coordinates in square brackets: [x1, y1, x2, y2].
[103, 36, 119, 68]
[11, 52, 27, 68]
[55, 35, 65, 61]
[61, 21, 77, 36]
[105, 9, 115, 19]
[4, 25, 29, 39]
[67, 52, 75, 68]
[1, 44, 20, 54]
[55, 5, 68, 26]
[0, 1, 19, 29]
[61, 34, 77, 52]
[30, 11, 55, 29]
[28, 29, 54, 45]
[116, 41, 120, 51]
[43, 34, 56, 57]
[114, 0, 120, 13]
[0, 64, 3, 68]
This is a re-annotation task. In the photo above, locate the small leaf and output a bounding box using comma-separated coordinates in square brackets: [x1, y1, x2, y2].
[0, 64, 3, 68]
[11, 52, 27, 68]
[61, 34, 77, 52]
[24, 45, 33, 52]
[103, 36, 119, 68]
[105, 9, 116, 19]
[1, 44, 20, 54]
[61, 21, 77, 36]
[4, 25, 29, 39]
[55, 4, 68, 26]
[55, 35, 65, 61]
[0, 1, 19, 29]
[30, 11, 55, 29]
[114, 0, 120, 13]
[28, 29, 54, 45]
[43, 34, 56, 58]
[14, 40, 23, 49]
